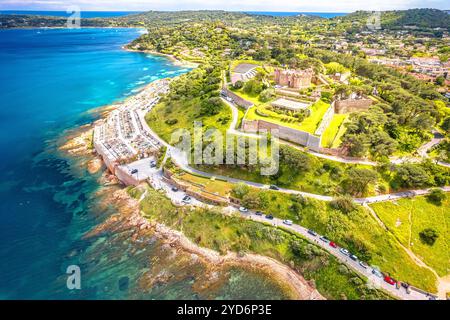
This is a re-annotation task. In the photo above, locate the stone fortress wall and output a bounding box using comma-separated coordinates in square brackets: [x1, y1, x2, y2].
[274, 68, 314, 89]
[242, 119, 322, 152]
[334, 97, 373, 114]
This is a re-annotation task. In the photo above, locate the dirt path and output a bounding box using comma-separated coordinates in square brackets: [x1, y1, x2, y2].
[363, 203, 388, 230]
[367, 202, 449, 298]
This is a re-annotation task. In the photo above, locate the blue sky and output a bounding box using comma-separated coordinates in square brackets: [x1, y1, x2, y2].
[0, 0, 448, 12]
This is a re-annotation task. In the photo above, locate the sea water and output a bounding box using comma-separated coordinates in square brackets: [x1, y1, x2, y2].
[0, 28, 290, 300]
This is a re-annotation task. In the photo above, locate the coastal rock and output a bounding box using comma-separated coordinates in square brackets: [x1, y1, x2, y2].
[87, 158, 103, 174]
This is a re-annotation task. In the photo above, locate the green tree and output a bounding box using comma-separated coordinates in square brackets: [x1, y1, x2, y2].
[243, 79, 263, 95]
[232, 183, 250, 198]
[280, 146, 311, 173]
[200, 97, 223, 116]
[233, 80, 244, 90]
[341, 168, 378, 196]
[395, 164, 431, 188]
[441, 117, 450, 133]
[426, 188, 446, 205]
[370, 131, 398, 158]
[419, 228, 439, 246]
[259, 88, 275, 102]
[330, 196, 356, 214]
[435, 75, 445, 86]
[342, 134, 368, 157]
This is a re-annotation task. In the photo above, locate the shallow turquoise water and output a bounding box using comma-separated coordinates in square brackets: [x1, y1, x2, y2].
[0, 28, 186, 299]
[0, 28, 290, 300]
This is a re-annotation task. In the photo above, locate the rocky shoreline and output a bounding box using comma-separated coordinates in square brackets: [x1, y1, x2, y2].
[123, 46, 200, 69]
[58, 96, 324, 300]
[85, 186, 324, 300]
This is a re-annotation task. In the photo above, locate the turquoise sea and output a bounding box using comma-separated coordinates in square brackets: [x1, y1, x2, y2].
[0, 28, 291, 299]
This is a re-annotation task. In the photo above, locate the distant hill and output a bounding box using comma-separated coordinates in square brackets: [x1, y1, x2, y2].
[1, 8, 448, 30]
[342, 8, 450, 29]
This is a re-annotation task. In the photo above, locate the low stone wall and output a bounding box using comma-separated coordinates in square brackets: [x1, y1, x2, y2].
[115, 165, 141, 186]
[185, 189, 229, 206]
[221, 88, 253, 109]
[242, 119, 322, 152]
[315, 104, 335, 136]
[93, 140, 118, 174]
[334, 98, 373, 114]
[162, 168, 229, 206]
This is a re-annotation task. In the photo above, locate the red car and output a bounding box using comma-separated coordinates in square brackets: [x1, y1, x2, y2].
[329, 241, 338, 248]
[384, 276, 396, 285]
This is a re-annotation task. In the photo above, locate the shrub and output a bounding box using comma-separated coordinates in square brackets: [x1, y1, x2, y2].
[233, 80, 244, 90]
[426, 188, 446, 205]
[232, 183, 250, 198]
[330, 196, 356, 214]
[165, 118, 178, 125]
[259, 88, 275, 102]
[395, 164, 431, 188]
[419, 228, 439, 246]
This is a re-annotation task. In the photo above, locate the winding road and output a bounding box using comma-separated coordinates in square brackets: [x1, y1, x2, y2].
[132, 85, 449, 300]
[145, 166, 435, 301]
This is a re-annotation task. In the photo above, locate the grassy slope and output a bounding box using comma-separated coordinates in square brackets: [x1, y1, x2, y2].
[240, 189, 438, 292]
[146, 97, 231, 144]
[321, 114, 347, 148]
[370, 196, 450, 277]
[297, 100, 330, 134]
[197, 145, 376, 196]
[174, 171, 233, 197]
[132, 186, 391, 300]
[331, 117, 348, 148]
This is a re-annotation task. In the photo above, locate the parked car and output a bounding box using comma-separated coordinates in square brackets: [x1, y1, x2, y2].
[255, 211, 263, 216]
[401, 282, 411, 294]
[182, 196, 192, 204]
[131, 169, 138, 174]
[350, 254, 358, 261]
[339, 248, 350, 256]
[372, 268, 383, 278]
[269, 185, 280, 190]
[265, 214, 274, 220]
[319, 236, 330, 243]
[359, 261, 369, 269]
[384, 276, 396, 285]
[239, 207, 248, 213]
[329, 241, 338, 248]
[307, 229, 317, 237]
[171, 187, 179, 192]
[283, 220, 293, 226]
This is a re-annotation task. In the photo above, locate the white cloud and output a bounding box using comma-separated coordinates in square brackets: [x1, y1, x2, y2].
[0, 0, 447, 12]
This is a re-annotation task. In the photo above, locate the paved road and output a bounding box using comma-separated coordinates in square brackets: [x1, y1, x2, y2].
[418, 130, 445, 158]
[146, 168, 434, 300]
[221, 98, 263, 139]
[135, 98, 450, 204]
[169, 148, 450, 203]
[243, 211, 430, 300]
[223, 96, 450, 170]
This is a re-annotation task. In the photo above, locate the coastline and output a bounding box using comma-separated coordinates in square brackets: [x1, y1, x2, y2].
[83, 185, 324, 300]
[59, 81, 324, 300]
[123, 46, 200, 69]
